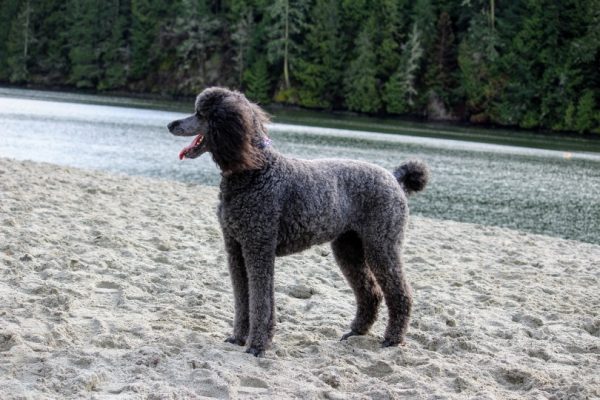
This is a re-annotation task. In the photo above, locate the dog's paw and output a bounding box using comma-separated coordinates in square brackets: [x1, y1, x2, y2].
[245, 346, 265, 357]
[381, 338, 405, 348]
[340, 330, 361, 341]
[225, 336, 246, 346]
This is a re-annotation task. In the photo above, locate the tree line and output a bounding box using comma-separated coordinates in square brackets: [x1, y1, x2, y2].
[0, 0, 598, 133]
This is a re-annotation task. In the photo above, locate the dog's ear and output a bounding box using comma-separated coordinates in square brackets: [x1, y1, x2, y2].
[203, 90, 265, 174]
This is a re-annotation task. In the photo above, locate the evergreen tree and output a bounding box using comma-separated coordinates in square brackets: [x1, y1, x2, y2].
[425, 11, 459, 109]
[0, 0, 21, 80]
[457, 12, 499, 122]
[267, 0, 308, 93]
[6, 0, 33, 83]
[575, 90, 597, 133]
[244, 59, 271, 104]
[231, 9, 254, 88]
[169, 0, 220, 92]
[344, 28, 381, 113]
[32, 1, 71, 84]
[67, 0, 102, 88]
[412, 0, 435, 50]
[99, 0, 131, 90]
[384, 23, 423, 114]
[295, 0, 344, 108]
[370, 0, 406, 80]
[130, 0, 158, 80]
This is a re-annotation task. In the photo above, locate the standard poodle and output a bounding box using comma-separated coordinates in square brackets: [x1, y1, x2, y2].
[167, 87, 429, 357]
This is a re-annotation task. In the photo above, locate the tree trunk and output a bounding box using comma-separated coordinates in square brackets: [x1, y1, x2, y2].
[283, 0, 290, 89]
[23, 0, 30, 63]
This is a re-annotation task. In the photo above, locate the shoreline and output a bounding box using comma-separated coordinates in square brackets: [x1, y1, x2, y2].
[2, 85, 599, 153]
[1, 157, 599, 399]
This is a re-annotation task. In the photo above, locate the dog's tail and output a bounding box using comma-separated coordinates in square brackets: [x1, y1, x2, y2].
[393, 160, 430, 196]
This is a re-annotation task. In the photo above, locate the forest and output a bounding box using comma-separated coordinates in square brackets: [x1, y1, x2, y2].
[0, 0, 598, 133]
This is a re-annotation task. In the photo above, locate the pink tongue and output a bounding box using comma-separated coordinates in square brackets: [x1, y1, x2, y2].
[179, 134, 204, 160]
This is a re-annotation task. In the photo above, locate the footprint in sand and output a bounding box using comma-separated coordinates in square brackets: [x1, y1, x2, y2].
[512, 312, 544, 328]
[495, 368, 535, 391]
[94, 281, 124, 308]
[0, 332, 22, 351]
[238, 376, 270, 395]
[361, 360, 394, 378]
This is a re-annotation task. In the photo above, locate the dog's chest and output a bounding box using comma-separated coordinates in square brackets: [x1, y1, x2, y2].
[217, 192, 274, 238]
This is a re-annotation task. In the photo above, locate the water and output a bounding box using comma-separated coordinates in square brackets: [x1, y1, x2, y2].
[1, 89, 599, 244]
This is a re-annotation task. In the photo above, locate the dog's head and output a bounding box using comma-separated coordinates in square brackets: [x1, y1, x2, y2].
[168, 87, 270, 174]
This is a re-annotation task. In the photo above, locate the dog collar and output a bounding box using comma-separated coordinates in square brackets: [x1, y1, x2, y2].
[258, 136, 272, 149]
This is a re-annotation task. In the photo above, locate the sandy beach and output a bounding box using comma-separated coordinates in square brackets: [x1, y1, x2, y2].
[1, 157, 599, 399]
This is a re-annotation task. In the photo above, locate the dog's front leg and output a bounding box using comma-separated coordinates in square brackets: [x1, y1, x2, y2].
[243, 246, 276, 357]
[224, 235, 249, 346]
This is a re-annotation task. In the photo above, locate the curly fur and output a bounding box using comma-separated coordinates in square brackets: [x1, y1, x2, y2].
[169, 87, 430, 357]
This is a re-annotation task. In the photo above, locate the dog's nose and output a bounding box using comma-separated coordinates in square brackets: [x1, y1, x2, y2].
[167, 120, 180, 132]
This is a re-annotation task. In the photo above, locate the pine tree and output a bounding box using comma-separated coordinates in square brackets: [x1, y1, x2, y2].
[6, 0, 33, 83]
[425, 11, 459, 109]
[344, 28, 381, 113]
[98, 0, 131, 90]
[295, 0, 344, 108]
[575, 90, 597, 133]
[0, 0, 21, 80]
[31, 0, 71, 84]
[267, 0, 308, 93]
[130, 0, 158, 80]
[457, 12, 499, 122]
[231, 10, 254, 88]
[412, 0, 435, 50]
[67, 0, 101, 88]
[384, 23, 423, 114]
[244, 59, 271, 104]
[371, 0, 407, 80]
[169, 0, 220, 92]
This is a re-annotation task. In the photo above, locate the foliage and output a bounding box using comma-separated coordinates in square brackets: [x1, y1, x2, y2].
[6, 0, 33, 83]
[244, 59, 271, 104]
[343, 28, 381, 114]
[0, 0, 598, 134]
[384, 23, 424, 114]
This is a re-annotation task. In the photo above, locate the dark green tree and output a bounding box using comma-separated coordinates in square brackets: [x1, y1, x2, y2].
[344, 28, 381, 113]
[267, 0, 309, 95]
[67, 0, 102, 88]
[130, 0, 159, 80]
[457, 12, 500, 123]
[384, 23, 424, 114]
[244, 59, 271, 104]
[99, 0, 131, 90]
[575, 90, 597, 133]
[168, 0, 221, 92]
[6, 0, 33, 83]
[295, 0, 344, 108]
[0, 0, 21, 80]
[231, 9, 254, 88]
[370, 0, 407, 80]
[425, 11, 459, 111]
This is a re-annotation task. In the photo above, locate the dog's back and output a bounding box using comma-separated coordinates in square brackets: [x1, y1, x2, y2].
[273, 156, 415, 256]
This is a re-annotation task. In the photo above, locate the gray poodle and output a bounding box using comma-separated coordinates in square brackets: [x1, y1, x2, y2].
[168, 87, 429, 357]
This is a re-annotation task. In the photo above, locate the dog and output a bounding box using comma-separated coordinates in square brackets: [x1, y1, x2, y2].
[168, 87, 429, 357]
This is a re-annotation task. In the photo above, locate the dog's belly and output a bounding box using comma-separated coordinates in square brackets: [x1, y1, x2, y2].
[275, 235, 331, 256]
[275, 222, 343, 257]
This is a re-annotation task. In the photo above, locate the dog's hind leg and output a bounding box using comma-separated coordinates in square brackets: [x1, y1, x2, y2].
[332, 231, 383, 341]
[364, 241, 412, 347]
[224, 235, 249, 346]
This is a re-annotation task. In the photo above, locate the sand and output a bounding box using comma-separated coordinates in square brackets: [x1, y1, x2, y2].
[0, 157, 599, 400]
